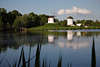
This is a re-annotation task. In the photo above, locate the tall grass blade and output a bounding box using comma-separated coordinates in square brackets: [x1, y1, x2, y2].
[28, 46, 31, 67]
[57, 56, 62, 67]
[22, 48, 26, 67]
[42, 59, 45, 67]
[35, 42, 41, 67]
[18, 47, 23, 67]
[91, 38, 96, 67]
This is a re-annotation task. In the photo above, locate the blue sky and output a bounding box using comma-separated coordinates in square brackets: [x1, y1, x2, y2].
[0, 0, 100, 20]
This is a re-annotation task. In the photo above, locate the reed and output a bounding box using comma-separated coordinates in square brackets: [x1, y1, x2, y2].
[91, 38, 96, 67]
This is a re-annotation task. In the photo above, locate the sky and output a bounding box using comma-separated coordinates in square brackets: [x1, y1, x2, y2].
[0, 0, 100, 20]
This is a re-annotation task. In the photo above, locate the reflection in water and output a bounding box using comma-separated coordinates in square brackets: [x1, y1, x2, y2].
[48, 31, 89, 49]
[0, 32, 17, 52]
[0, 30, 100, 67]
[48, 35, 55, 43]
[91, 38, 96, 67]
[66, 40, 89, 50]
[67, 30, 73, 41]
[67, 63, 72, 67]
[57, 41, 65, 48]
[76, 31, 81, 37]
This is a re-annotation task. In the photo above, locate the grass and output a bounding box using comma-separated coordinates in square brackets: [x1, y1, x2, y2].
[28, 23, 100, 32]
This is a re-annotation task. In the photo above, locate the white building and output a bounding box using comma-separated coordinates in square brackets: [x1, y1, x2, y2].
[76, 23, 81, 26]
[48, 16, 54, 23]
[67, 16, 74, 26]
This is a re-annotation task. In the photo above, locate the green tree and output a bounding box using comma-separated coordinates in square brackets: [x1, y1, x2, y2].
[0, 8, 8, 30]
[22, 14, 31, 28]
[13, 16, 24, 30]
[0, 16, 3, 28]
[28, 12, 40, 26]
[39, 14, 48, 25]
[8, 10, 22, 29]
[0, 8, 7, 13]
[59, 20, 67, 26]
[54, 18, 59, 22]
[85, 20, 94, 26]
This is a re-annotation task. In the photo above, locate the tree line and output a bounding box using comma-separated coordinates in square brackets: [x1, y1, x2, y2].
[0, 8, 50, 31]
[57, 19, 100, 27]
[0, 8, 100, 31]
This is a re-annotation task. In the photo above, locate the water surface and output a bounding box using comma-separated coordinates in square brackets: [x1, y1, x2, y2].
[0, 30, 100, 67]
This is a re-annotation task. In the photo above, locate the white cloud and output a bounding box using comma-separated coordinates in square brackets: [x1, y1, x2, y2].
[65, 6, 92, 14]
[57, 9, 65, 15]
[57, 6, 92, 15]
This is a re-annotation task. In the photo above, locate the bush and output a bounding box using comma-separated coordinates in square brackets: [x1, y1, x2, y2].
[59, 20, 67, 26]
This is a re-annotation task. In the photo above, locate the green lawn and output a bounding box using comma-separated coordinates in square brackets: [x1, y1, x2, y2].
[28, 23, 100, 32]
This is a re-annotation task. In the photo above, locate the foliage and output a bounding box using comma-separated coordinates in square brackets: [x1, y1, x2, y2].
[13, 16, 24, 30]
[0, 16, 3, 28]
[0, 8, 100, 31]
[0, 8, 52, 31]
[0, 8, 8, 24]
[0, 8, 8, 30]
[58, 20, 67, 26]
[28, 13, 41, 27]
[55, 18, 59, 22]
[8, 10, 22, 28]
[76, 20, 100, 26]
[22, 14, 31, 28]
[39, 14, 48, 25]
[0, 8, 7, 13]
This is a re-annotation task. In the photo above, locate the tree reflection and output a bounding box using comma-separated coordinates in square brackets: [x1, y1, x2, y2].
[67, 63, 72, 67]
[0, 31, 100, 67]
[0, 32, 17, 53]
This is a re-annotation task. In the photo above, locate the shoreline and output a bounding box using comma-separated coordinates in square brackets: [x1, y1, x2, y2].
[28, 26, 100, 32]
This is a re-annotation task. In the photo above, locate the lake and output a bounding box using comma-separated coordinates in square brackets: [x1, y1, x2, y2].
[0, 30, 100, 67]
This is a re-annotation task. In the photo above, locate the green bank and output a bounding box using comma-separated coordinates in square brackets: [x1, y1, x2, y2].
[28, 23, 100, 31]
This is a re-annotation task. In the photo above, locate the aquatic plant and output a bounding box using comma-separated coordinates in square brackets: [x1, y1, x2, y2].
[57, 56, 62, 67]
[91, 38, 96, 67]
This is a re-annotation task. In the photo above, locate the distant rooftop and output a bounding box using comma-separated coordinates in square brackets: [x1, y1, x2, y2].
[48, 16, 55, 18]
[67, 16, 73, 19]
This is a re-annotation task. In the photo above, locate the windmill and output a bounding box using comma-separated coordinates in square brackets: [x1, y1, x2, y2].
[47, 9, 58, 23]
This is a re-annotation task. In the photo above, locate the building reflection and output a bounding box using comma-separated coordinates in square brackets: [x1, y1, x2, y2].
[48, 35, 55, 43]
[66, 40, 89, 49]
[67, 30, 74, 41]
[66, 31, 89, 49]
[76, 31, 81, 37]
[57, 41, 65, 48]
[47, 31, 90, 49]
[48, 35, 57, 44]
